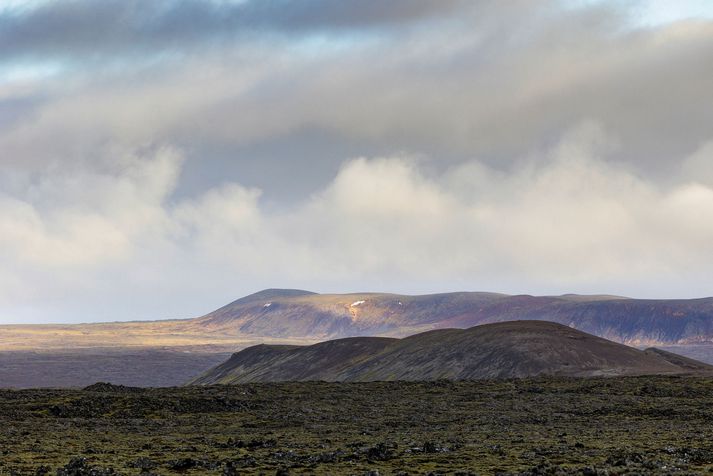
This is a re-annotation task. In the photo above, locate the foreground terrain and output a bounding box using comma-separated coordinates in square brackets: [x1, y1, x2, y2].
[2, 377, 713, 474]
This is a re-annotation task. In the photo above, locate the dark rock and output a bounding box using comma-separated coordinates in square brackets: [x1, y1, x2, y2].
[56, 457, 116, 476]
[366, 442, 397, 461]
[127, 457, 156, 471]
[222, 462, 237, 476]
[82, 382, 141, 393]
[423, 441, 438, 453]
[166, 458, 198, 471]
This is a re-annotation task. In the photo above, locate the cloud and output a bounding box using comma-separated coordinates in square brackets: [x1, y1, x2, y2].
[2, 124, 713, 322]
[0, 1, 712, 322]
[3, 0, 711, 184]
[0, 0, 468, 64]
[0, 146, 181, 269]
[681, 141, 713, 187]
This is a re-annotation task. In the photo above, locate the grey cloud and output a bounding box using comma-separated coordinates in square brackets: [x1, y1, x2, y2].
[1, 1, 713, 322]
[3, 3, 710, 185]
[0, 93, 45, 129]
[0, 0, 468, 62]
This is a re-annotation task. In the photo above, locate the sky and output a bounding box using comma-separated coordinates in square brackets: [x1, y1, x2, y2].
[0, 0, 712, 323]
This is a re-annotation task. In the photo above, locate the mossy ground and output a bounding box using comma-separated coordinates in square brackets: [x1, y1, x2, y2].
[2, 376, 713, 474]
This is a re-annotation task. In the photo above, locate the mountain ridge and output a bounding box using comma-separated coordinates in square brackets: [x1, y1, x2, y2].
[190, 289, 713, 345]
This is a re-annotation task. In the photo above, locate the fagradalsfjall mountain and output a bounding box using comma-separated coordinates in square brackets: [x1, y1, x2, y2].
[190, 288, 713, 345]
[189, 321, 713, 384]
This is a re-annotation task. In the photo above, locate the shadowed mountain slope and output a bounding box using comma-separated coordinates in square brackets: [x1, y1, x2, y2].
[196, 337, 396, 384]
[189, 289, 713, 346]
[642, 347, 713, 372]
[189, 321, 713, 384]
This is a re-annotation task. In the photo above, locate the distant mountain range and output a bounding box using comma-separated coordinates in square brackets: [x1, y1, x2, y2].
[4, 288, 713, 388]
[190, 288, 713, 345]
[190, 321, 713, 384]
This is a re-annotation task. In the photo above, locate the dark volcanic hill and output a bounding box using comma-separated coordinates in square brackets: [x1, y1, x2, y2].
[189, 288, 713, 346]
[189, 321, 713, 384]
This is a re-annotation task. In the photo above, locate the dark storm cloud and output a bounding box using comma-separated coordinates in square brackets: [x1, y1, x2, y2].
[0, 0, 467, 62]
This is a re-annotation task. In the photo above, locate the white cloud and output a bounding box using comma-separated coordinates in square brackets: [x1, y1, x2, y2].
[681, 141, 713, 187]
[1, 1, 713, 322]
[5, 123, 713, 322]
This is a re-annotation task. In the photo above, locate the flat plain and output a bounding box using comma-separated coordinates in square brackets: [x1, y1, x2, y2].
[2, 376, 713, 475]
[0, 321, 314, 388]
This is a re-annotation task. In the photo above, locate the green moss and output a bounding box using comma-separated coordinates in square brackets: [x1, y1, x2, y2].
[1, 377, 713, 474]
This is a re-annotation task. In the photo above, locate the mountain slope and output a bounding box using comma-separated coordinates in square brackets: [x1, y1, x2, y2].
[189, 289, 713, 345]
[192, 289, 509, 339]
[194, 337, 396, 383]
[189, 321, 713, 384]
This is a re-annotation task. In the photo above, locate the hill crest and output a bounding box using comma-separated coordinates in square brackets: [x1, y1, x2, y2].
[191, 289, 713, 345]
[189, 320, 713, 385]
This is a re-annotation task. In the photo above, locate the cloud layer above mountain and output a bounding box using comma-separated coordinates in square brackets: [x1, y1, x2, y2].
[1, 0, 712, 322]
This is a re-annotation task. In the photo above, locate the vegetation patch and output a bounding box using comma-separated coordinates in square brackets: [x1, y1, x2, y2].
[1, 377, 713, 474]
